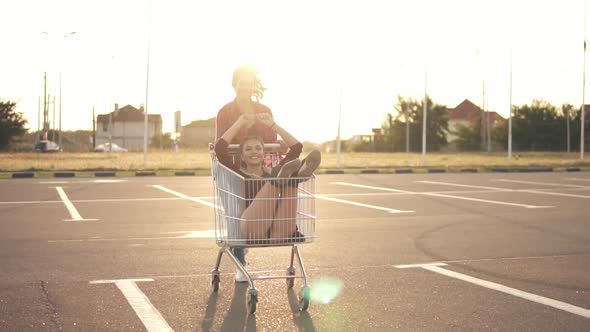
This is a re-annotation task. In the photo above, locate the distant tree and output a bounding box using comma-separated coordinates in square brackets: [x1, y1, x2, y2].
[150, 132, 174, 149]
[454, 123, 482, 151]
[380, 96, 449, 152]
[0, 100, 28, 150]
[450, 104, 485, 151]
[511, 100, 566, 151]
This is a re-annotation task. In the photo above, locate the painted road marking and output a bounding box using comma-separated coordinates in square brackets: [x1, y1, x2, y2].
[416, 180, 510, 191]
[394, 263, 590, 319]
[331, 182, 412, 193]
[152, 185, 215, 208]
[417, 180, 590, 199]
[334, 182, 553, 209]
[90, 279, 173, 332]
[55, 187, 98, 221]
[315, 194, 414, 213]
[564, 177, 590, 182]
[0, 197, 186, 205]
[48, 230, 216, 243]
[495, 179, 589, 188]
[38, 179, 127, 184]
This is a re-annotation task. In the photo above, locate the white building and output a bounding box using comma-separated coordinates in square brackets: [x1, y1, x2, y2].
[96, 105, 162, 150]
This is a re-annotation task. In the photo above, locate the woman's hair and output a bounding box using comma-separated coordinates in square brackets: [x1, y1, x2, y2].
[239, 135, 265, 169]
[239, 135, 264, 153]
[232, 64, 267, 100]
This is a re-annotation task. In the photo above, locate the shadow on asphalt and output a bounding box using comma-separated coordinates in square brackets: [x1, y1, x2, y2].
[218, 283, 256, 331]
[288, 289, 316, 332]
[202, 284, 317, 331]
[200, 290, 218, 332]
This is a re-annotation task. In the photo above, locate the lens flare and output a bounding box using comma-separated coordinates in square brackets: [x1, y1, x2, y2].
[309, 277, 343, 304]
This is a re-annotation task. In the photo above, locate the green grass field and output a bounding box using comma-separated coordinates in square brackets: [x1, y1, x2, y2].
[1, 150, 589, 173]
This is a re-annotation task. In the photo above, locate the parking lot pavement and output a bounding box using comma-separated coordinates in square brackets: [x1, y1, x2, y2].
[0, 172, 589, 330]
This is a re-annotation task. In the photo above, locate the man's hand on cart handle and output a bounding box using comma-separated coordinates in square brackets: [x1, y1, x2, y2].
[238, 114, 256, 128]
[256, 113, 275, 128]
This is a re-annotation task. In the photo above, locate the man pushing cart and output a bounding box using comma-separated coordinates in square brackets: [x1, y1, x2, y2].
[209, 112, 321, 314]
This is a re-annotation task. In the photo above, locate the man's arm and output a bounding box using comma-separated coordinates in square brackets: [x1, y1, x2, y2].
[215, 110, 229, 141]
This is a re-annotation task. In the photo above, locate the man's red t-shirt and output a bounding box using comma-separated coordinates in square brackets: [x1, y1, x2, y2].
[215, 100, 278, 143]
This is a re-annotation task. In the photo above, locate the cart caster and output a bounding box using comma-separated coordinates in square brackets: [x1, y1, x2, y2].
[299, 286, 311, 311]
[247, 288, 258, 314]
[211, 271, 220, 292]
[286, 267, 296, 289]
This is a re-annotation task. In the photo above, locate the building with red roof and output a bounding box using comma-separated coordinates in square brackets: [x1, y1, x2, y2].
[95, 104, 162, 150]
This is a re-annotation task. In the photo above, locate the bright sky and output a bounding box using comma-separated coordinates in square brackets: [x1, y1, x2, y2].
[0, 0, 588, 143]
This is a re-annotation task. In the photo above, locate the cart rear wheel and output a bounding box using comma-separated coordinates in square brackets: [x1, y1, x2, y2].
[211, 274, 220, 292]
[299, 297, 309, 311]
[299, 286, 311, 311]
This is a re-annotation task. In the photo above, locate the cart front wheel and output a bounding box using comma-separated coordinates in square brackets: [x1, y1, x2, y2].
[286, 267, 296, 289]
[248, 292, 258, 314]
[211, 274, 220, 292]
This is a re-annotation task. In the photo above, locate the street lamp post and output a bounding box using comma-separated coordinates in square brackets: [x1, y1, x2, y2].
[144, 0, 153, 166]
[58, 32, 76, 149]
[582, 2, 587, 160]
[422, 65, 427, 163]
[508, 49, 513, 161]
[42, 31, 76, 147]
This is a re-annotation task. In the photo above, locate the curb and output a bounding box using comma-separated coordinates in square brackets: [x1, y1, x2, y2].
[135, 171, 157, 177]
[95, 172, 117, 177]
[54, 172, 76, 178]
[360, 169, 380, 174]
[11, 172, 34, 178]
[1, 167, 588, 179]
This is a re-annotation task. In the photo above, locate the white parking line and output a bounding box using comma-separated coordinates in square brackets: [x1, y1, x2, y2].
[48, 230, 216, 243]
[495, 179, 589, 188]
[38, 179, 127, 184]
[315, 194, 414, 213]
[90, 279, 173, 332]
[422, 192, 552, 209]
[334, 182, 552, 209]
[564, 177, 590, 182]
[55, 187, 97, 221]
[416, 180, 510, 191]
[331, 182, 412, 193]
[417, 180, 590, 199]
[152, 185, 215, 208]
[394, 263, 590, 319]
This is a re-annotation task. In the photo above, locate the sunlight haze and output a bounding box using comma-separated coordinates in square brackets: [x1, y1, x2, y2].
[0, 0, 587, 143]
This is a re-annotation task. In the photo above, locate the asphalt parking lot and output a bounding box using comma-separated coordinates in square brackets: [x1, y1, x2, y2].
[0, 172, 589, 331]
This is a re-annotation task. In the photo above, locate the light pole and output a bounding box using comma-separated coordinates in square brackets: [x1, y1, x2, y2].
[582, 2, 587, 160]
[58, 32, 76, 149]
[337, 80, 342, 167]
[41, 31, 76, 147]
[422, 65, 427, 163]
[508, 49, 513, 161]
[144, 0, 153, 166]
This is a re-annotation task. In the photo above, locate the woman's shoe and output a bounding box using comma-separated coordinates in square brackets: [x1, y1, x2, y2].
[269, 158, 301, 187]
[296, 149, 321, 178]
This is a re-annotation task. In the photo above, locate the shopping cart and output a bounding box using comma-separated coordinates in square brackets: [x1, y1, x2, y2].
[209, 143, 316, 314]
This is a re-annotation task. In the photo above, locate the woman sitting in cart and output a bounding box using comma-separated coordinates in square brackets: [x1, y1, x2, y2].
[214, 112, 321, 242]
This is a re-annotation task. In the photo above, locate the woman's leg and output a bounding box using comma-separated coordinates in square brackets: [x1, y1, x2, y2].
[269, 185, 298, 240]
[241, 182, 280, 240]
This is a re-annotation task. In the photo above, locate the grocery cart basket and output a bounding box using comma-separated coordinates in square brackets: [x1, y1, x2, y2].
[209, 143, 317, 314]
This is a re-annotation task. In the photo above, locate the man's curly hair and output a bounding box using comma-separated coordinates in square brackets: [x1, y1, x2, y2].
[232, 64, 267, 100]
